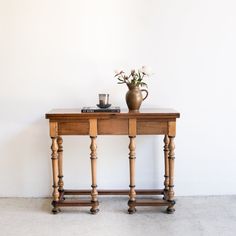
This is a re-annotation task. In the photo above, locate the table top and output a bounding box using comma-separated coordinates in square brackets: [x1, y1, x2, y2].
[46, 108, 180, 119]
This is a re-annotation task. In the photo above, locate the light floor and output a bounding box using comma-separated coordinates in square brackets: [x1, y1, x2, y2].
[0, 196, 236, 236]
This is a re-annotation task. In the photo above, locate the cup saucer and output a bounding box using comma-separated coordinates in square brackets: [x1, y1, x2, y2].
[96, 104, 111, 109]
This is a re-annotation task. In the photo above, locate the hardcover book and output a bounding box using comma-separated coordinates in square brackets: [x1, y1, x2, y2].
[81, 106, 120, 113]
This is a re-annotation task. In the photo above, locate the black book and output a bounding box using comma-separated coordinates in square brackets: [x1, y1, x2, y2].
[81, 106, 120, 113]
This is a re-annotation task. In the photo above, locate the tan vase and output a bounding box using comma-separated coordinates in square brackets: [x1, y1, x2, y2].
[126, 84, 148, 111]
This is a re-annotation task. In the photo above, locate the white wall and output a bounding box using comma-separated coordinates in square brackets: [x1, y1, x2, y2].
[0, 0, 236, 197]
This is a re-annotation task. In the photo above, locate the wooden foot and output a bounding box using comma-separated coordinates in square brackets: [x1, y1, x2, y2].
[128, 200, 137, 214]
[52, 207, 61, 214]
[166, 200, 176, 214]
[128, 209, 136, 214]
[166, 208, 175, 214]
[90, 202, 100, 215]
[90, 209, 99, 215]
[51, 201, 61, 214]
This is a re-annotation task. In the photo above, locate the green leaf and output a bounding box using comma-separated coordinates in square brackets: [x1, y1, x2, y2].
[140, 82, 148, 87]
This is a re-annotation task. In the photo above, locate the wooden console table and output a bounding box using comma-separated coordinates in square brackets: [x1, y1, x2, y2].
[46, 108, 180, 214]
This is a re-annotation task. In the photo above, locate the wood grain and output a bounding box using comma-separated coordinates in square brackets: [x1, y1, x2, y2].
[128, 118, 137, 214]
[46, 108, 180, 120]
[163, 135, 169, 199]
[98, 119, 128, 135]
[51, 137, 60, 214]
[57, 136, 64, 193]
[167, 136, 175, 214]
[168, 121, 176, 136]
[89, 119, 99, 214]
[50, 122, 58, 137]
[58, 121, 89, 135]
[137, 120, 167, 134]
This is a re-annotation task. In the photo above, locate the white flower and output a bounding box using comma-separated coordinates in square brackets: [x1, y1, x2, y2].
[114, 69, 124, 76]
[139, 66, 152, 76]
[114, 69, 120, 74]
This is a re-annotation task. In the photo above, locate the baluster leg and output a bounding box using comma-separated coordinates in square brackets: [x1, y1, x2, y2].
[163, 135, 169, 200]
[51, 137, 60, 214]
[90, 136, 99, 214]
[166, 136, 176, 214]
[57, 136, 64, 195]
[128, 136, 137, 214]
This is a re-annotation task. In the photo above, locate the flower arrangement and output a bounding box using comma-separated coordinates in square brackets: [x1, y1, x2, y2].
[114, 66, 151, 88]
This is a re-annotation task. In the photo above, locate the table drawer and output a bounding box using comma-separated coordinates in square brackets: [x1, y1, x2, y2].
[137, 120, 167, 135]
[98, 119, 128, 135]
[58, 119, 168, 135]
[58, 121, 89, 135]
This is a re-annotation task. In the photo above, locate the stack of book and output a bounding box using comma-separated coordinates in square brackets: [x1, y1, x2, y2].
[81, 106, 120, 113]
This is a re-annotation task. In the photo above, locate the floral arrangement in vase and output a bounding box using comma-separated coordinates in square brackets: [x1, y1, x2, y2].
[114, 66, 152, 111]
[114, 66, 151, 88]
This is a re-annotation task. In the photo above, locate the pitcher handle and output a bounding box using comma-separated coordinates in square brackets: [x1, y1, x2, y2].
[141, 89, 148, 101]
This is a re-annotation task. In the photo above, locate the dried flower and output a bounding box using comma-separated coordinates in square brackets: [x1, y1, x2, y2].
[115, 66, 152, 88]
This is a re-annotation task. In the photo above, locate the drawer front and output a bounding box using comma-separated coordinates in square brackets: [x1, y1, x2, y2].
[57, 119, 168, 135]
[98, 119, 128, 135]
[58, 121, 89, 135]
[137, 120, 167, 135]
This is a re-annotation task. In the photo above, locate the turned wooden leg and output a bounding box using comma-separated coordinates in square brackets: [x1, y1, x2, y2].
[128, 136, 137, 214]
[90, 136, 99, 214]
[57, 137, 64, 196]
[163, 135, 169, 200]
[166, 136, 176, 214]
[51, 137, 60, 214]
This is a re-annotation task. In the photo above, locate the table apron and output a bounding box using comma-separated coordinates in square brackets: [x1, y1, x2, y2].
[55, 119, 173, 135]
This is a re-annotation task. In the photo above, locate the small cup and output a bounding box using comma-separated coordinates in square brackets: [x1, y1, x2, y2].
[99, 94, 109, 107]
